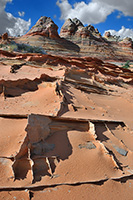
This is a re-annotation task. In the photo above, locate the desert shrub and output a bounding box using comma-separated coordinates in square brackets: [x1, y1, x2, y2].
[0, 44, 3, 48]
[0, 41, 46, 54]
[15, 43, 46, 54]
[8, 43, 18, 52]
[122, 61, 130, 69]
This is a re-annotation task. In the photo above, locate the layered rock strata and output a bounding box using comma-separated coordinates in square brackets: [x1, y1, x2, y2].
[60, 18, 133, 61]
[13, 16, 133, 61]
[26, 16, 59, 39]
[16, 16, 80, 54]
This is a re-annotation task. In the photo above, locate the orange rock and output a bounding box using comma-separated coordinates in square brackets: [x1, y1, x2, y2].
[2, 32, 8, 41]
[26, 16, 59, 39]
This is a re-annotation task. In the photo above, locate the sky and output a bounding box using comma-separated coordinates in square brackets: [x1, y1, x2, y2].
[0, 0, 133, 39]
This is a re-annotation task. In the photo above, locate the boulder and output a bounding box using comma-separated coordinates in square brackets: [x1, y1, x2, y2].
[104, 31, 111, 38]
[2, 32, 8, 41]
[119, 37, 133, 49]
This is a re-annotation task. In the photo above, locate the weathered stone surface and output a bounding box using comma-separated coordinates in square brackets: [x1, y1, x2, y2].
[2, 32, 8, 41]
[0, 115, 132, 189]
[0, 49, 16, 57]
[60, 18, 84, 38]
[16, 17, 80, 54]
[26, 114, 52, 143]
[0, 73, 57, 97]
[60, 18, 101, 40]
[113, 145, 128, 156]
[27, 16, 59, 39]
[31, 180, 133, 200]
[0, 191, 29, 200]
[119, 37, 133, 48]
[78, 141, 96, 149]
[60, 18, 133, 61]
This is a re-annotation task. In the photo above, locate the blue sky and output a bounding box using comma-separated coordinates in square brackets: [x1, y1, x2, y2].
[1, 0, 133, 38]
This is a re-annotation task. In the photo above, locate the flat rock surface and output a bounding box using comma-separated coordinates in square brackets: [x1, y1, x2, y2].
[0, 37, 133, 199]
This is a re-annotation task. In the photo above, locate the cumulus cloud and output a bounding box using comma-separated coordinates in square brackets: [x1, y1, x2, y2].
[56, 0, 133, 24]
[93, 0, 133, 16]
[104, 26, 133, 39]
[56, 0, 113, 24]
[0, 0, 31, 36]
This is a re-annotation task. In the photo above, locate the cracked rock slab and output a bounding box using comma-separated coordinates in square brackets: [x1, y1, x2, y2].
[0, 114, 132, 188]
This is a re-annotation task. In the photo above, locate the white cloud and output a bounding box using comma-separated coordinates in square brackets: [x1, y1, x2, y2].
[104, 26, 133, 39]
[56, 0, 113, 24]
[6, 13, 31, 36]
[56, 0, 133, 24]
[0, 0, 31, 36]
[93, 0, 133, 16]
[18, 11, 25, 17]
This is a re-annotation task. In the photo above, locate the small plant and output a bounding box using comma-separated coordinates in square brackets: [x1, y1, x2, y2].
[0, 41, 46, 54]
[122, 61, 130, 69]
[8, 43, 18, 52]
[17, 43, 46, 54]
[0, 44, 3, 48]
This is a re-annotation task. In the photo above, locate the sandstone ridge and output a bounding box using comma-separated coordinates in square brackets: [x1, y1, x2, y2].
[60, 18, 133, 61]
[26, 16, 59, 39]
[15, 16, 133, 61]
[16, 16, 80, 54]
[60, 18, 102, 40]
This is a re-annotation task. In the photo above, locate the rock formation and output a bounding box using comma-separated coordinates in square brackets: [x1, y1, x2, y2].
[60, 18, 133, 61]
[0, 16, 133, 200]
[2, 32, 8, 41]
[60, 18, 101, 40]
[14, 16, 133, 61]
[119, 37, 133, 48]
[26, 16, 59, 39]
[0, 32, 9, 45]
[16, 16, 80, 54]
[59, 18, 84, 37]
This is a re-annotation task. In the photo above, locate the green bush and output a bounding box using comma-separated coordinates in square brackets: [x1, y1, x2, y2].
[14, 43, 46, 54]
[8, 43, 18, 52]
[0, 41, 46, 54]
[122, 61, 130, 69]
[0, 44, 3, 48]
